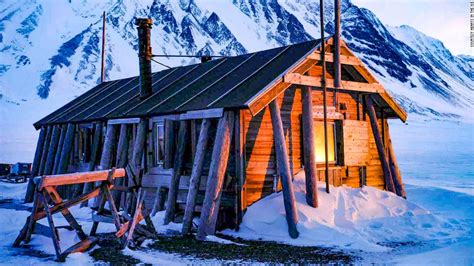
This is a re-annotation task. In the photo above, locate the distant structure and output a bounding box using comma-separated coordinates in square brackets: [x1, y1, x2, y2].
[26, 16, 407, 240]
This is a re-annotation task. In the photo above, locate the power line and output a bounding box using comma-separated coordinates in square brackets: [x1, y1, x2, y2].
[151, 58, 171, 69]
[151, 54, 228, 58]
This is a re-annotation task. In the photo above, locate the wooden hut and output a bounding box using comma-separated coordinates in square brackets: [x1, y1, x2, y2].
[27, 28, 407, 239]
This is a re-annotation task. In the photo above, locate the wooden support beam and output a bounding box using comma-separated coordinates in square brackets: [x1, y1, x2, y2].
[234, 110, 245, 227]
[57, 124, 76, 175]
[53, 124, 68, 175]
[308, 52, 360, 65]
[365, 96, 396, 193]
[130, 119, 147, 185]
[25, 127, 46, 203]
[269, 101, 299, 238]
[81, 123, 103, 207]
[44, 126, 61, 175]
[197, 111, 234, 240]
[164, 120, 188, 225]
[179, 108, 223, 120]
[107, 118, 141, 125]
[163, 119, 175, 169]
[37, 169, 126, 189]
[113, 124, 130, 204]
[386, 124, 407, 198]
[301, 87, 318, 207]
[182, 119, 210, 235]
[99, 124, 118, 170]
[283, 73, 383, 93]
[38, 126, 53, 175]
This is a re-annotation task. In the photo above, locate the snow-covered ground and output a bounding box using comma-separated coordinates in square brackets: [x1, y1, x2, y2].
[0, 118, 472, 264]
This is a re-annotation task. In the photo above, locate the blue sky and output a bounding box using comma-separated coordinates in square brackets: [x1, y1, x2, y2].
[352, 0, 471, 55]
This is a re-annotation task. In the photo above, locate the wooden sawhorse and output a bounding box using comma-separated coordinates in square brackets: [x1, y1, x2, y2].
[13, 168, 126, 261]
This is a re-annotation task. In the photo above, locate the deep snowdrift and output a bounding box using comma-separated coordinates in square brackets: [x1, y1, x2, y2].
[223, 171, 465, 252]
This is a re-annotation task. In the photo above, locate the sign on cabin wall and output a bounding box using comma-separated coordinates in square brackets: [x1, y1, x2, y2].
[312, 105, 344, 120]
[343, 120, 369, 165]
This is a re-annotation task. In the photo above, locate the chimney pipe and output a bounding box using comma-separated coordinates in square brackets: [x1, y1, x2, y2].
[333, 0, 341, 107]
[136, 18, 153, 99]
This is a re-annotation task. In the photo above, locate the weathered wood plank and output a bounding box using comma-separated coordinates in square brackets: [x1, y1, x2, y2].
[164, 120, 188, 225]
[38, 126, 53, 175]
[53, 124, 68, 175]
[182, 119, 210, 235]
[57, 123, 76, 175]
[44, 126, 61, 175]
[302, 87, 318, 207]
[197, 111, 234, 240]
[269, 100, 299, 238]
[284, 73, 383, 93]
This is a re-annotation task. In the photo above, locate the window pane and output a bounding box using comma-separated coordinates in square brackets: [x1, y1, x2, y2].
[314, 123, 335, 163]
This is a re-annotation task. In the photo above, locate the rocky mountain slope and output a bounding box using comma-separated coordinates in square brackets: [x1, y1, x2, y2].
[0, 0, 472, 162]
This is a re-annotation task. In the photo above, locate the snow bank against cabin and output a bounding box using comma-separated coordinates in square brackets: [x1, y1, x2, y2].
[223, 172, 464, 252]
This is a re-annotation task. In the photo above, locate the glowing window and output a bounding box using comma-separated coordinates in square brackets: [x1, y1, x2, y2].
[314, 122, 336, 163]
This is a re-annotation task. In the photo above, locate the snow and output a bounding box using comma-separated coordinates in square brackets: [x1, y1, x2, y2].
[223, 173, 463, 253]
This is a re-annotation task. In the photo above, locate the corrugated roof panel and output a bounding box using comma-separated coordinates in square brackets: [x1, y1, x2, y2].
[51, 78, 135, 124]
[176, 45, 290, 112]
[212, 40, 321, 108]
[125, 59, 224, 117]
[105, 63, 198, 119]
[146, 54, 252, 115]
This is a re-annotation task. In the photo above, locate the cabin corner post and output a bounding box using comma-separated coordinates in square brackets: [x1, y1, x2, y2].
[365, 96, 396, 193]
[182, 119, 211, 235]
[269, 100, 299, 239]
[25, 126, 47, 203]
[197, 111, 234, 240]
[164, 120, 188, 225]
[302, 86, 319, 208]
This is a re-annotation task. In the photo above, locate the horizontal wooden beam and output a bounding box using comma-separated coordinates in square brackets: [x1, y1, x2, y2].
[35, 168, 125, 189]
[283, 73, 383, 93]
[150, 114, 180, 123]
[107, 118, 140, 125]
[308, 52, 360, 65]
[179, 108, 223, 120]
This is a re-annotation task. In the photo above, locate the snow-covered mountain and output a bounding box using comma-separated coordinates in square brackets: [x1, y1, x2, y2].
[0, 0, 472, 162]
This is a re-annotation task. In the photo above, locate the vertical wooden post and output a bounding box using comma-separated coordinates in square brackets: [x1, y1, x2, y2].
[269, 101, 299, 239]
[164, 120, 188, 225]
[24, 127, 46, 202]
[365, 96, 395, 193]
[53, 124, 68, 175]
[234, 110, 245, 228]
[196, 112, 234, 240]
[93, 123, 117, 206]
[81, 123, 103, 207]
[38, 126, 53, 175]
[113, 124, 130, 204]
[99, 124, 118, 170]
[130, 119, 147, 185]
[57, 124, 76, 174]
[164, 119, 175, 169]
[302, 87, 318, 207]
[44, 126, 61, 175]
[83, 127, 91, 162]
[182, 119, 210, 234]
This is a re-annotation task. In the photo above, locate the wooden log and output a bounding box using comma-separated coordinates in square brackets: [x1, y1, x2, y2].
[113, 124, 130, 204]
[164, 120, 188, 225]
[386, 126, 406, 198]
[234, 110, 245, 227]
[197, 112, 234, 240]
[130, 120, 147, 184]
[38, 126, 53, 175]
[81, 123, 103, 207]
[39, 191, 62, 261]
[44, 126, 61, 175]
[25, 127, 46, 203]
[83, 127, 91, 162]
[301, 87, 318, 207]
[182, 119, 210, 235]
[37, 169, 126, 189]
[365, 96, 395, 193]
[269, 101, 299, 239]
[151, 187, 168, 215]
[57, 124, 76, 174]
[53, 124, 68, 175]
[99, 124, 118, 170]
[164, 119, 175, 169]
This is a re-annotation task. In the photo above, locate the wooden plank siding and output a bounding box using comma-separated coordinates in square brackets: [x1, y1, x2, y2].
[242, 86, 387, 207]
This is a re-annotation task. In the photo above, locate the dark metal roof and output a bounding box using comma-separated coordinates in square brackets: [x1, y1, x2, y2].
[35, 39, 322, 128]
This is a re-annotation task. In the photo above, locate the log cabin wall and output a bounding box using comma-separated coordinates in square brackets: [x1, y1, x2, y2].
[242, 87, 387, 207]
